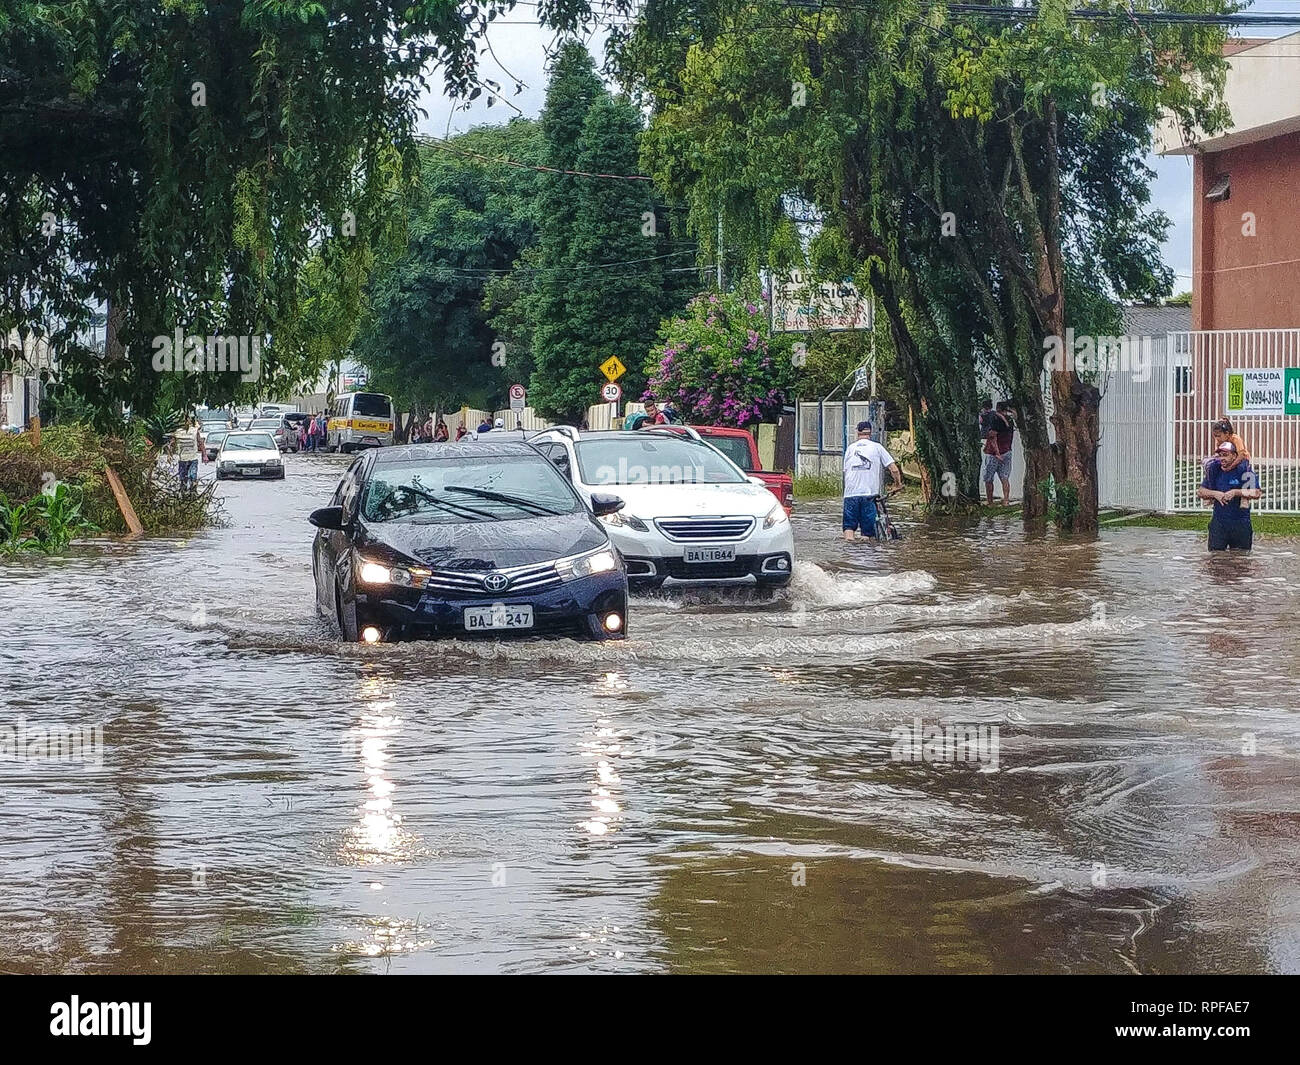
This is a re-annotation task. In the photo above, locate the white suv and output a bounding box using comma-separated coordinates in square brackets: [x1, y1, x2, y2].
[530, 427, 794, 589]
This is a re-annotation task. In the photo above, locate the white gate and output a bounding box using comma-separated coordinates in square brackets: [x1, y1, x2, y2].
[1095, 335, 1171, 511]
[1167, 330, 1300, 513]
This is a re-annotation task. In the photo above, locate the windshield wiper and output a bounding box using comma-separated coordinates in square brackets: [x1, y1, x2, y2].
[386, 485, 500, 521]
[445, 485, 564, 515]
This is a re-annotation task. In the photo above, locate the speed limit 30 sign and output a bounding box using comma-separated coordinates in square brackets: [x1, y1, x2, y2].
[601, 382, 622, 403]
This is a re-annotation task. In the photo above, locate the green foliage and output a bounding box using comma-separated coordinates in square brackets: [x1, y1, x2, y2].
[0, 482, 98, 555]
[1038, 474, 1081, 532]
[0, 423, 218, 535]
[615, 0, 1233, 525]
[791, 472, 842, 500]
[0, 0, 576, 423]
[354, 120, 544, 416]
[141, 404, 185, 450]
[500, 43, 697, 423]
[0, 493, 40, 555]
[645, 292, 793, 427]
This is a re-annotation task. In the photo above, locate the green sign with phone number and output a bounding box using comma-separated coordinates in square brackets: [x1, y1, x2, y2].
[1225, 367, 1300, 415]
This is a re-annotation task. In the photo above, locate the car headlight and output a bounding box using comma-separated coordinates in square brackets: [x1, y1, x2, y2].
[358, 558, 430, 588]
[602, 511, 648, 532]
[557, 547, 620, 581]
[763, 503, 789, 529]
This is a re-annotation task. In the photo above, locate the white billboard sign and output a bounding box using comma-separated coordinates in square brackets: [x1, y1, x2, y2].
[771, 272, 873, 333]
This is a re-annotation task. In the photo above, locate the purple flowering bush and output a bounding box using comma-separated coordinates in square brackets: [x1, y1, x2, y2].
[644, 292, 795, 428]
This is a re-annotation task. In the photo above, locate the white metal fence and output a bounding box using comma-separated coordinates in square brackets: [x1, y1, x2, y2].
[1095, 335, 1171, 511]
[1167, 330, 1300, 513]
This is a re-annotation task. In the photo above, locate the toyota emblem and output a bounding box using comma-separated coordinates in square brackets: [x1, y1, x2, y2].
[482, 572, 510, 592]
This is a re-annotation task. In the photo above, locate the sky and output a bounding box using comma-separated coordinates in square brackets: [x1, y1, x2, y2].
[415, 1, 1300, 299]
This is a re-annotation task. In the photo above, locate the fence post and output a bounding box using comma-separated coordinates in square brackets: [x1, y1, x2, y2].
[1164, 331, 1176, 513]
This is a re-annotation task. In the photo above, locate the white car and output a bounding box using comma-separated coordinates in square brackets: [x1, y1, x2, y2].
[529, 427, 794, 589]
[215, 431, 285, 480]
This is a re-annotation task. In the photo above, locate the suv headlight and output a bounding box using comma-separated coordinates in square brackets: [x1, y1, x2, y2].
[557, 547, 619, 581]
[763, 503, 789, 529]
[358, 557, 431, 589]
[602, 511, 648, 532]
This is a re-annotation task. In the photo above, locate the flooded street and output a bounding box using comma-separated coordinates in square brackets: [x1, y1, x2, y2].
[3, 451, 1299, 974]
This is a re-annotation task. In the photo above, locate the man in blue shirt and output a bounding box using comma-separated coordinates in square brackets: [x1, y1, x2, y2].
[1198, 441, 1261, 551]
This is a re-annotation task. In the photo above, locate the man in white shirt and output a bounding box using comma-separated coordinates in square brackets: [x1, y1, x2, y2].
[842, 420, 902, 541]
[169, 417, 202, 493]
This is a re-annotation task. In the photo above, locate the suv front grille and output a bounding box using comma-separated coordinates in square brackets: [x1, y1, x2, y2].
[655, 516, 755, 541]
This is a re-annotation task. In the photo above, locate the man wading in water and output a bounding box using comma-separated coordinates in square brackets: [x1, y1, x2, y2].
[842, 420, 902, 541]
[1198, 440, 1261, 551]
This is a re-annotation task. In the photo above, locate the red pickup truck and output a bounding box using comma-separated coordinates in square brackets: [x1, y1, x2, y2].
[659, 424, 794, 513]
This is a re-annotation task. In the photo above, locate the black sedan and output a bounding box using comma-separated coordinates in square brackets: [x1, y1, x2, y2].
[310, 441, 629, 642]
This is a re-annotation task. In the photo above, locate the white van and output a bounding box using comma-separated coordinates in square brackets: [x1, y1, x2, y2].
[326, 391, 394, 452]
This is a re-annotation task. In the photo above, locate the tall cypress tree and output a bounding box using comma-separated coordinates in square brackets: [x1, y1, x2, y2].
[510, 43, 696, 423]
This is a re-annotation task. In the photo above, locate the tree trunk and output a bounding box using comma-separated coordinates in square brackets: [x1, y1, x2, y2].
[1050, 373, 1101, 532]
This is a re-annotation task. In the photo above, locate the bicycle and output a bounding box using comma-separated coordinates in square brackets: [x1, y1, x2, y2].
[869, 490, 902, 542]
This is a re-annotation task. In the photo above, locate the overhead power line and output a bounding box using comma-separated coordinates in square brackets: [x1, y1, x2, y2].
[417, 136, 654, 181]
[783, 2, 1300, 28]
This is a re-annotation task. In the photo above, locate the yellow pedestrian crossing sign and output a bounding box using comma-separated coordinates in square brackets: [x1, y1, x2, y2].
[600, 356, 626, 383]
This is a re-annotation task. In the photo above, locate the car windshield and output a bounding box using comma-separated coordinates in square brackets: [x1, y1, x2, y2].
[351, 393, 392, 419]
[223, 433, 275, 451]
[701, 433, 755, 471]
[362, 454, 580, 524]
[574, 436, 746, 485]
[250, 420, 280, 430]
[204, 430, 228, 444]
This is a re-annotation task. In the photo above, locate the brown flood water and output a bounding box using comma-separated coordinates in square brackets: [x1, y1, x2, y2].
[1, 451, 1298, 973]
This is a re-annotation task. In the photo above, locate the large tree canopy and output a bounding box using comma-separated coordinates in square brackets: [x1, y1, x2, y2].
[491, 41, 698, 423]
[354, 120, 544, 421]
[613, 0, 1232, 528]
[0, 0, 598, 418]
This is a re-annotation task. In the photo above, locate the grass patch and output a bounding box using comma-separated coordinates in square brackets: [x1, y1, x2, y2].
[1104, 510, 1300, 537]
[792, 472, 842, 499]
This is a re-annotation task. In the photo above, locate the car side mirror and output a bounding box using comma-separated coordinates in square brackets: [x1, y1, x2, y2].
[309, 505, 347, 530]
[590, 493, 625, 518]
[748, 476, 766, 488]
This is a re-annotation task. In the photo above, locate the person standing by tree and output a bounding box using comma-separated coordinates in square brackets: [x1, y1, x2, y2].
[435, 419, 450, 442]
[982, 401, 1015, 506]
